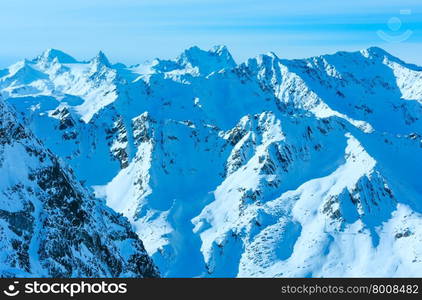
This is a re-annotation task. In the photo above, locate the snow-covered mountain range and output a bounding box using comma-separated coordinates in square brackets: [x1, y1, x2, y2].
[1, 46, 421, 277]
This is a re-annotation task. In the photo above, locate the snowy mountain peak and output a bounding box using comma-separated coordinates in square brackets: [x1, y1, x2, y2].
[361, 46, 391, 58]
[91, 50, 112, 68]
[35, 48, 78, 64]
[210, 45, 236, 61]
[247, 52, 280, 68]
[176, 45, 236, 75]
[360, 46, 422, 72]
[264, 51, 279, 59]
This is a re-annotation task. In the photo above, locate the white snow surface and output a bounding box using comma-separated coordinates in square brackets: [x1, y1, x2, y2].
[1, 46, 422, 277]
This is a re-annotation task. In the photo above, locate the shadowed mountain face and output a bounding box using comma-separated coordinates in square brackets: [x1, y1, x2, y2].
[0, 98, 159, 277]
[1, 46, 421, 277]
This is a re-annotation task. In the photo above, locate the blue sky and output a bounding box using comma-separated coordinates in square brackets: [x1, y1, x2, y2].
[1, 0, 422, 67]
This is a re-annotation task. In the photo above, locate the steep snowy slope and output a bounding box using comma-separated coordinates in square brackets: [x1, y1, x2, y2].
[0, 97, 158, 277]
[276, 47, 422, 134]
[1, 46, 421, 277]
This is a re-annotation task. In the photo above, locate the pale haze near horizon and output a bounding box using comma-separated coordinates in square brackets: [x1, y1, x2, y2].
[1, 0, 422, 67]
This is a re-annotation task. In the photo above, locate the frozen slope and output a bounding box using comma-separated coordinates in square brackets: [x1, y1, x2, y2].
[1, 46, 421, 277]
[0, 97, 158, 277]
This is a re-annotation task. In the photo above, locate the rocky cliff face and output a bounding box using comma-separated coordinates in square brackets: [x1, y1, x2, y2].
[0, 98, 158, 277]
[1, 46, 421, 277]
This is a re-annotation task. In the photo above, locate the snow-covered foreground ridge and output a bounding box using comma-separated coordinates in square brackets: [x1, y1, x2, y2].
[0, 97, 159, 277]
[1, 45, 421, 277]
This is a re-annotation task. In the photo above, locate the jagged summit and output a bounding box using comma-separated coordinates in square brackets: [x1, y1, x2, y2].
[364, 46, 390, 56]
[358, 46, 400, 62]
[35, 48, 78, 64]
[209, 45, 236, 61]
[176, 45, 237, 74]
[247, 51, 280, 66]
[274, 46, 394, 64]
[307, 46, 420, 72]
[90, 50, 112, 68]
[360, 46, 422, 71]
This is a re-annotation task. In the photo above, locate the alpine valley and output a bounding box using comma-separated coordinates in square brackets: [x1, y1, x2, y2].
[0, 45, 421, 277]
